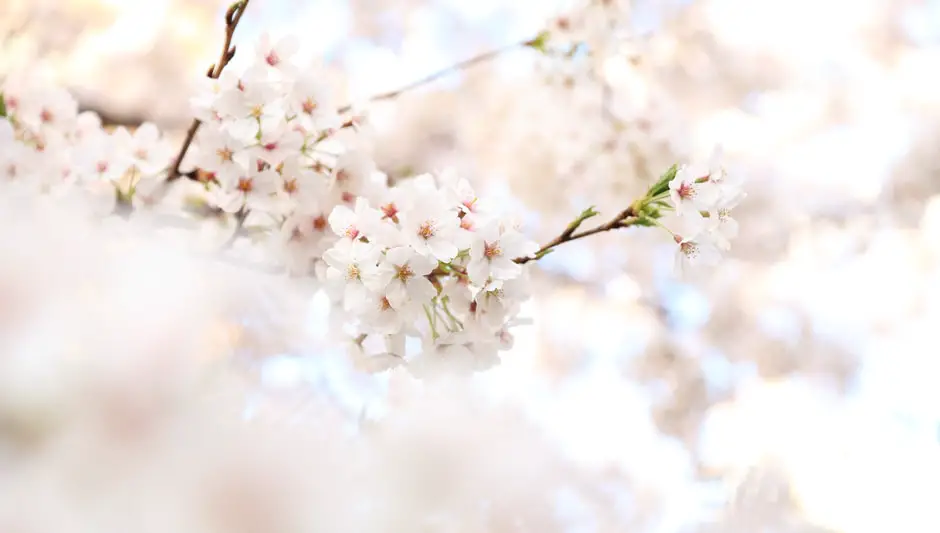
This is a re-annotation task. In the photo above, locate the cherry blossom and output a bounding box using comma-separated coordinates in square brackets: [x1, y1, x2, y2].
[194, 128, 248, 184]
[399, 198, 461, 262]
[116, 122, 173, 176]
[467, 221, 538, 287]
[288, 72, 342, 132]
[673, 231, 722, 277]
[323, 238, 381, 312]
[209, 159, 281, 214]
[373, 246, 438, 308]
[253, 117, 304, 166]
[669, 163, 720, 217]
[255, 33, 300, 77]
[0, 20, 744, 379]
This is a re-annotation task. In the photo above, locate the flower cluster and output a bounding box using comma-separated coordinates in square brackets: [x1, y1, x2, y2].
[186, 33, 382, 275]
[0, 22, 746, 376]
[322, 172, 539, 376]
[660, 150, 746, 275]
[0, 74, 173, 212]
[183, 33, 552, 375]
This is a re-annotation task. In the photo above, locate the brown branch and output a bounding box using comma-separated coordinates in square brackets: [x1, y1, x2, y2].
[336, 35, 543, 114]
[166, 0, 251, 182]
[514, 205, 641, 264]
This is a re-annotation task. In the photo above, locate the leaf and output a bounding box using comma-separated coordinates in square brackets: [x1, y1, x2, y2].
[0, 93, 6, 118]
[534, 248, 555, 260]
[647, 163, 679, 198]
[641, 205, 662, 219]
[565, 205, 599, 234]
[525, 30, 552, 53]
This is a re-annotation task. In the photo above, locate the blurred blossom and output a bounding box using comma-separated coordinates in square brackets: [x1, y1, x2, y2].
[2, 0, 940, 532]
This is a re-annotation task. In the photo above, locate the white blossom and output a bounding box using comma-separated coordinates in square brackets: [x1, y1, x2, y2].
[399, 195, 461, 262]
[669, 163, 720, 217]
[323, 238, 380, 312]
[467, 221, 538, 287]
[373, 246, 438, 308]
[0, 25, 744, 380]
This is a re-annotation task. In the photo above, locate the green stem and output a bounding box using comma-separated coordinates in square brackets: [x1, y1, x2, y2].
[423, 304, 439, 340]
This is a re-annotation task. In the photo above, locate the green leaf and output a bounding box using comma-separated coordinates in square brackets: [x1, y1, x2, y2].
[646, 163, 679, 198]
[0, 93, 6, 118]
[534, 248, 555, 260]
[641, 205, 662, 220]
[566, 205, 599, 232]
[525, 30, 551, 53]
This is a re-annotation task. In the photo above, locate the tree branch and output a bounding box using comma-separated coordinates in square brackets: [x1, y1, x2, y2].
[514, 204, 641, 264]
[166, 0, 251, 182]
[337, 34, 545, 114]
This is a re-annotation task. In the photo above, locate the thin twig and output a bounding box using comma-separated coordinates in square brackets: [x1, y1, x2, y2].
[219, 208, 250, 250]
[514, 205, 640, 264]
[167, 0, 251, 182]
[337, 35, 542, 114]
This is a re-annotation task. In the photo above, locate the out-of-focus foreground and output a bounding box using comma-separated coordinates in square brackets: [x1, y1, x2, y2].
[2, 0, 940, 532]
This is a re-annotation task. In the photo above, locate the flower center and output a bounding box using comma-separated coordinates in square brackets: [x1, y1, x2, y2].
[237, 177, 253, 193]
[417, 221, 435, 240]
[217, 147, 233, 162]
[483, 241, 502, 259]
[302, 98, 317, 115]
[344, 226, 359, 240]
[680, 241, 698, 259]
[312, 215, 327, 232]
[346, 264, 361, 281]
[381, 203, 398, 219]
[395, 264, 414, 283]
[677, 182, 694, 200]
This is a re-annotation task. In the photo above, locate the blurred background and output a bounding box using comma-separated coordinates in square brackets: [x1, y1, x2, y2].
[4, 0, 940, 531]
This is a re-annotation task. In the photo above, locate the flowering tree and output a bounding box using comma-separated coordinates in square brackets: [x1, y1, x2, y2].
[9, 0, 933, 531]
[0, 0, 744, 377]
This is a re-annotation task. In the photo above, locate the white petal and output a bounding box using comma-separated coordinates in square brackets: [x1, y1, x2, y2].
[427, 238, 458, 263]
